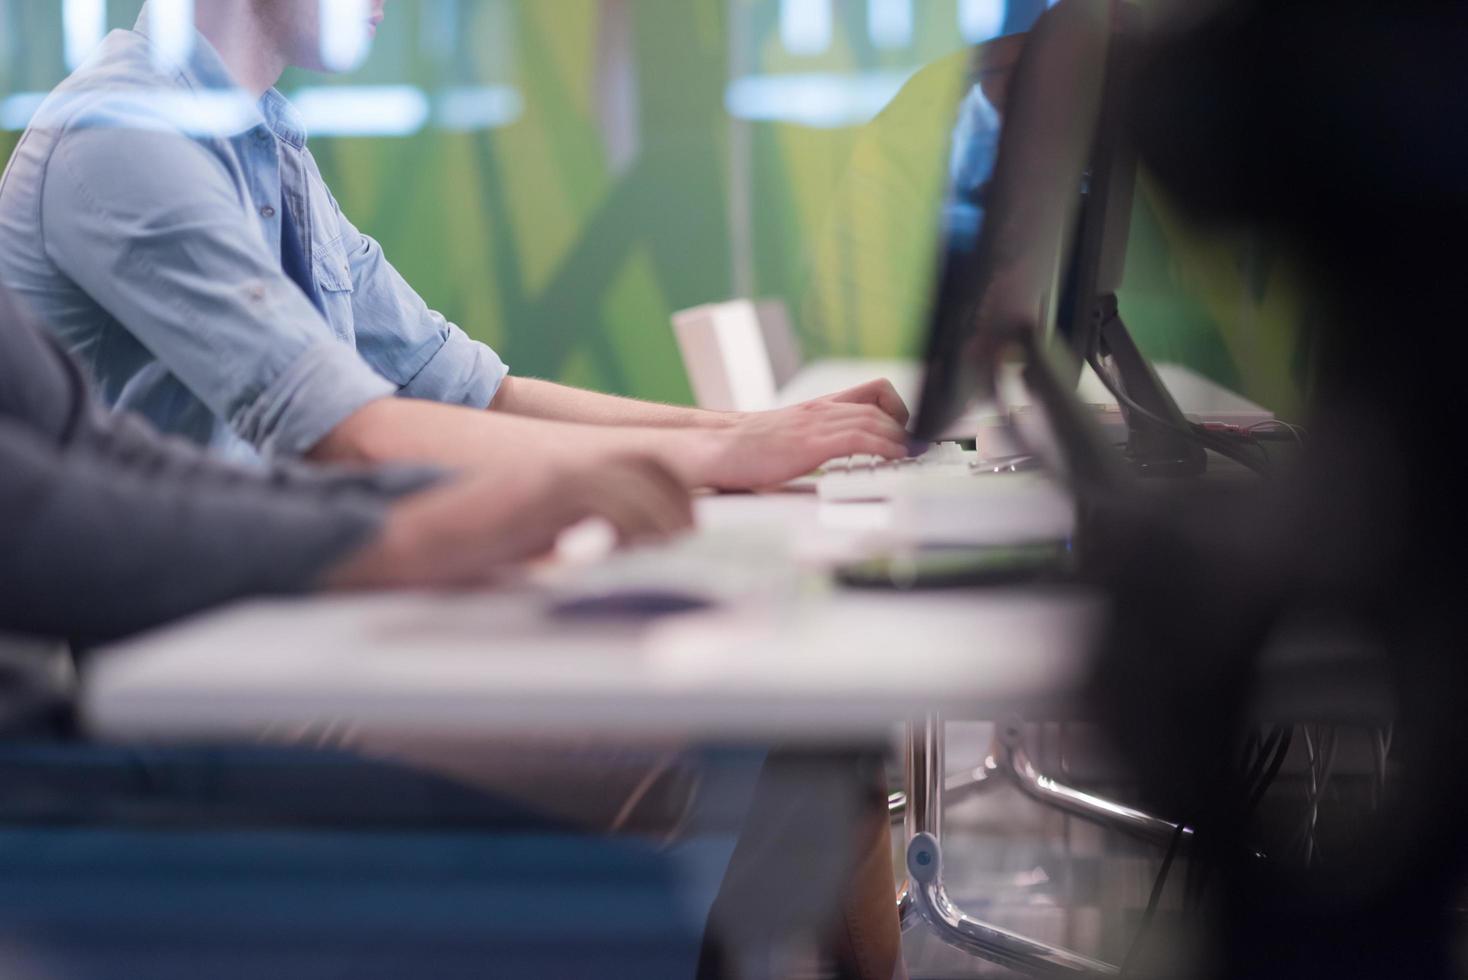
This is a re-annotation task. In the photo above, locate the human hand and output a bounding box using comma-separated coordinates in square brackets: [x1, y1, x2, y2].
[691, 397, 910, 490]
[798, 378, 911, 428]
[324, 455, 694, 590]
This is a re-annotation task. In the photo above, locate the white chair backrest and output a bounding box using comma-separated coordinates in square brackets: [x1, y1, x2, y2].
[671, 299, 804, 412]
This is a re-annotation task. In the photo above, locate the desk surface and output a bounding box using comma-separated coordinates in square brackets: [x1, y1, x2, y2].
[81, 494, 1105, 743]
[777, 359, 1273, 445]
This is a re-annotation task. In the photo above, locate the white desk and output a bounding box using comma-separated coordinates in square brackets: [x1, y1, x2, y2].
[780, 358, 1272, 449]
[81, 361, 1271, 746]
[80, 494, 1104, 744]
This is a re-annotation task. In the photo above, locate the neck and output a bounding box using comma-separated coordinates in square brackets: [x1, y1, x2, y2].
[191, 2, 287, 97]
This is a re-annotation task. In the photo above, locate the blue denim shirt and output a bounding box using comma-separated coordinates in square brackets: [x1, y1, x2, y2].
[0, 16, 507, 463]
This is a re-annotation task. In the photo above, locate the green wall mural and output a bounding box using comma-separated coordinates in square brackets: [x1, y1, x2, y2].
[0, 0, 1308, 417]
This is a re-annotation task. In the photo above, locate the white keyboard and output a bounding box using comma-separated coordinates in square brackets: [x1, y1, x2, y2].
[817, 442, 977, 502]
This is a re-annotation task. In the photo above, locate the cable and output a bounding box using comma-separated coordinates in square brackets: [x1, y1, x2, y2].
[1286, 725, 1339, 865]
[1245, 727, 1282, 782]
[1239, 729, 1262, 778]
[1121, 820, 1188, 976]
[1199, 423, 1276, 469]
[1085, 350, 1274, 476]
[1305, 727, 1338, 865]
[1179, 726, 1289, 920]
[1245, 726, 1293, 819]
[1125, 725, 1292, 969]
[1371, 724, 1394, 811]
[1247, 419, 1309, 448]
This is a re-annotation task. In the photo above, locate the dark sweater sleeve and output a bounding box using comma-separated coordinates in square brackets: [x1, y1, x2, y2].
[0, 288, 445, 644]
[0, 417, 384, 646]
[76, 405, 445, 506]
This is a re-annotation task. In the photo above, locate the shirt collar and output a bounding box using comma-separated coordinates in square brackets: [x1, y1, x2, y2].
[257, 90, 307, 149]
[133, 2, 308, 149]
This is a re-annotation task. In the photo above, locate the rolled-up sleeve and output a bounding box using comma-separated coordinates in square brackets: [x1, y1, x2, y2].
[42, 118, 395, 459]
[230, 338, 395, 455]
[326, 187, 508, 409]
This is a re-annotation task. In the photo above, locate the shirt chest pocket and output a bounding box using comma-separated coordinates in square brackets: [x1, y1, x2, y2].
[312, 238, 356, 343]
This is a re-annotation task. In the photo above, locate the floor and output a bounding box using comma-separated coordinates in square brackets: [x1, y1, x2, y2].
[895, 721, 1405, 978]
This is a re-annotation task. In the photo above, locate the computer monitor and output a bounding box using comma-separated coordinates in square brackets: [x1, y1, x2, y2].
[1053, 5, 1209, 478]
[909, 0, 1113, 446]
[909, 0, 1229, 484]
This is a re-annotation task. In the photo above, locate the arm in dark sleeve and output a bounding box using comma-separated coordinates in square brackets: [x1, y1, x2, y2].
[0, 418, 384, 646]
[77, 404, 446, 504]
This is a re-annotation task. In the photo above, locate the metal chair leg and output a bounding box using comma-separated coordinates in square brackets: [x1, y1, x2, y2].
[890, 721, 1191, 849]
[897, 880, 916, 931]
[907, 833, 1118, 976]
[902, 714, 1119, 975]
[995, 721, 1192, 847]
[889, 753, 999, 819]
[896, 715, 945, 932]
[894, 717, 1196, 969]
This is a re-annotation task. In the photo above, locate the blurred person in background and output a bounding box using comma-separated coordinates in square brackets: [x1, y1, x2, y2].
[0, 0, 909, 492]
[799, 35, 1026, 362]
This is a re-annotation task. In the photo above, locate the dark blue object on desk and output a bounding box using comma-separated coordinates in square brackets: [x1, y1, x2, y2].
[550, 589, 717, 620]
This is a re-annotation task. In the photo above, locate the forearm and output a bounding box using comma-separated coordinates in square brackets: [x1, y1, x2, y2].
[490, 376, 737, 429]
[309, 397, 716, 486]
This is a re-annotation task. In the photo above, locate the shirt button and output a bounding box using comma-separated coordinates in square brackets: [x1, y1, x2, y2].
[260, 205, 277, 219]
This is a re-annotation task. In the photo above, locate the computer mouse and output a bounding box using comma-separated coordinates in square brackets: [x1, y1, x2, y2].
[549, 589, 717, 621]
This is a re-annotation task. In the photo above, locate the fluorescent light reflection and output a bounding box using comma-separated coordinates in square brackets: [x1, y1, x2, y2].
[1, 89, 256, 136]
[291, 86, 430, 137]
[959, 0, 1006, 42]
[319, 0, 372, 73]
[868, 0, 913, 50]
[1, 93, 49, 131]
[148, 0, 197, 73]
[63, 0, 107, 70]
[2, 86, 527, 136]
[436, 86, 524, 131]
[780, 0, 833, 57]
[726, 71, 914, 129]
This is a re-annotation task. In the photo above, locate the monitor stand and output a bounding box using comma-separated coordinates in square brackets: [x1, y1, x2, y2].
[1090, 294, 1209, 478]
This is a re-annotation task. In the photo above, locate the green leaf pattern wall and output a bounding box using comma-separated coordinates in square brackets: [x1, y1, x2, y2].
[0, 0, 1306, 417]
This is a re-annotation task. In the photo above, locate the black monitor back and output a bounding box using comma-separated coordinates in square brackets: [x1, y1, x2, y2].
[1058, 4, 1209, 477]
[911, 0, 1113, 444]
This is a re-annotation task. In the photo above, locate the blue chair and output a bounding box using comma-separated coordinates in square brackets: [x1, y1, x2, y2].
[0, 741, 743, 979]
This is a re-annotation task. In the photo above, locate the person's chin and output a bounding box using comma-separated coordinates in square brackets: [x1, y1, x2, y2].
[292, 57, 332, 74]
[292, 50, 350, 76]
[294, 41, 376, 75]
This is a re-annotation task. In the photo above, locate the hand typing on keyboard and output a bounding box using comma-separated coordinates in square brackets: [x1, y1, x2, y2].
[817, 442, 978, 501]
[692, 385, 912, 490]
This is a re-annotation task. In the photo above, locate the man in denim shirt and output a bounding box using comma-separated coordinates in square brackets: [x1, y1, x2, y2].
[0, 0, 909, 486]
[0, 279, 697, 644]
